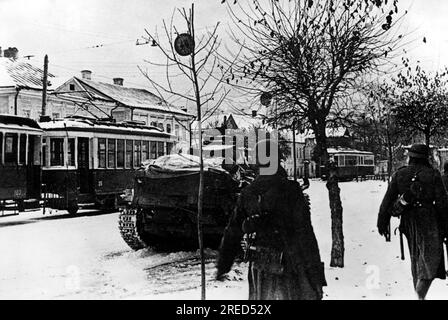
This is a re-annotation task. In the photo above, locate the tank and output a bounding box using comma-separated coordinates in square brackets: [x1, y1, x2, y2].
[119, 154, 253, 251]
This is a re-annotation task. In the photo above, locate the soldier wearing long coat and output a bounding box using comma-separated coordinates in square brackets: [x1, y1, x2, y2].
[377, 144, 448, 300]
[216, 165, 326, 300]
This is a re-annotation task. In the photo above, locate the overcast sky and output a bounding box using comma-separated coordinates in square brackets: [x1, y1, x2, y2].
[0, 0, 447, 110]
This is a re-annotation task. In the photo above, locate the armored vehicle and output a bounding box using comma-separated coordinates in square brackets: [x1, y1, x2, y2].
[119, 154, 252, 250]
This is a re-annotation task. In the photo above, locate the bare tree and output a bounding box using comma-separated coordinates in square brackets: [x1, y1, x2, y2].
[220, 0, 406, 267]
[391, 64, 448, 148]
[140, 4, 234, 299]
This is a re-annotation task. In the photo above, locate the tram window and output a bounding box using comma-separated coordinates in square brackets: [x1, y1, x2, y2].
[19, 135, 27, 164]
[150, 141, 157, 159]
[28, 135, 35, 165]
[5, 133, 18, 164]
[117, 139, 125, 168]
[134, 140, 142, 167]
[50, 138, 64, 166]
[166, 142, 173, 155]
[157, 142, 165, 158]
[68, 139, 75, 166]
[142, 141, 149, 162]
[108, 139, 116, 168]
[42, 138, 47, 167]
[126, 140, 133, 168]
[98, 138, 106, 168]
[364, 156, 374, 165]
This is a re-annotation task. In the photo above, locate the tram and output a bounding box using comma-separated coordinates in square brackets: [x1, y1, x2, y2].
[39, 116, 176, 214]
[323, 148, 375, 180]
[0, 115, 42, 212]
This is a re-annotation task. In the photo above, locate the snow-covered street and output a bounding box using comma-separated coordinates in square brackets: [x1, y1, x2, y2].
[1, 180, 448, 300]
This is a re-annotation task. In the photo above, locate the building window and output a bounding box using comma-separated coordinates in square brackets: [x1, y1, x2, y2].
[52, 113, 60, 119]
[98, 138, 106, 168]
[142, 141, 149, 162]
[134, 140, 142, 167]
[150, 121, 157, 128]
[157, 123, 164, 131]
[107, 139, 116, 168]
[166, 124, 172, 133]
[69, 84, 75, 91]
[157, 141, 164, 158]
[68, 138, 75, 166]
[117, 139, 125, 168]
[126, 140, 133, 168]
[150, 141, 157, 159]
[22, 110, 31, 118]
[175, 124, 180, 138]
[19, 134, 27, 164]
[50, 138, 64, 166]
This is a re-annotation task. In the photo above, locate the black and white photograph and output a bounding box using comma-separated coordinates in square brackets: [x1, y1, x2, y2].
[0, 0, 448, 303]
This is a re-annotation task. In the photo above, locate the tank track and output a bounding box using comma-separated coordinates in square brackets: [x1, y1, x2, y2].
[118, 207, 148, 251]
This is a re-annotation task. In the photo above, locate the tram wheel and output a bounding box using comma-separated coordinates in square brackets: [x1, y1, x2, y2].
[67, 203, 79, 215]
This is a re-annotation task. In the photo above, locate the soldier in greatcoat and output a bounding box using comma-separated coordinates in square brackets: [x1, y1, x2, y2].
[216, 140, 326, 300]
[377, 144, 448, 300]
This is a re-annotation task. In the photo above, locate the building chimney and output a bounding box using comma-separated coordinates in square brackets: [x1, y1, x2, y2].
[252, 110, 257, 117]
[81, 70, 92, 80]
[113, 77, 124, 86]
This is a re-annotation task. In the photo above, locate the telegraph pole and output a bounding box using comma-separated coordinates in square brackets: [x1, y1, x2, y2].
[41, 54, 49, 120]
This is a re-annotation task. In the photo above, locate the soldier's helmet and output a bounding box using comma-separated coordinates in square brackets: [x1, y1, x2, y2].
[408, 143, 429, 159]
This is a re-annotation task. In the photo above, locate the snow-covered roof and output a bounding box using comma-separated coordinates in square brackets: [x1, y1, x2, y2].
[0, 114, 42, 133]
[305, 127, 350, 139]
[39, 116, 173, 138]
[0, 57, 58, 90]
[72, 77, 192, 117]
[229, 114, 264, 129]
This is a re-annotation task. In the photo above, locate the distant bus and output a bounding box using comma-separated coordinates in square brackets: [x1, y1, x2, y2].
[321, 148, 375, 181]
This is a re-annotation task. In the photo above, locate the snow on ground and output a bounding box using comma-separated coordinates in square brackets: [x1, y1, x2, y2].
[1, 180, 448, 300]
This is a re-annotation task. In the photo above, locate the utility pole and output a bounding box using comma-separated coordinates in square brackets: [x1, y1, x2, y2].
[41, 54, 49, 120]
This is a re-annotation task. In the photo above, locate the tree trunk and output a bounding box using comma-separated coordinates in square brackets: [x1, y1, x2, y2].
[315, 124, 344, 268]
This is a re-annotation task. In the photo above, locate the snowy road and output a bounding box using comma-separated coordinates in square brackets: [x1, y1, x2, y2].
[1, 180, 448, 300]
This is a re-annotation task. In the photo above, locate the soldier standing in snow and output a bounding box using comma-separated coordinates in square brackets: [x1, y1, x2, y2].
[377, 143, 448, 300]
[216, 140, 326, 300]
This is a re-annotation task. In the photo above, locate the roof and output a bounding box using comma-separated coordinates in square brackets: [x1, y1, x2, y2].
[305, 127, 350, 139]
[73, 77, 192, 117]
[0, 57, 56, 90]
[0, 114, 41, 129]
[0, 114, 42, 133]
[39, 116, 173, 138]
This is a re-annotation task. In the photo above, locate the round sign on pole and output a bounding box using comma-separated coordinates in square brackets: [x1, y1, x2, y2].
[260, 92, 273, 106]
[174, 33, 195, 56]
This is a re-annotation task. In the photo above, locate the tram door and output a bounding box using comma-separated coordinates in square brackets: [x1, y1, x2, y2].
[77, 138, 92, 194]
